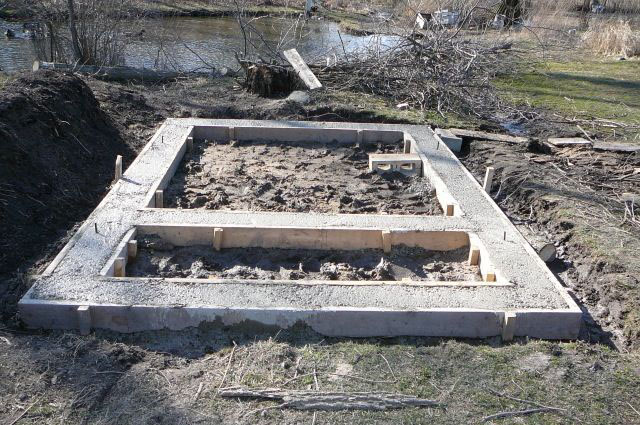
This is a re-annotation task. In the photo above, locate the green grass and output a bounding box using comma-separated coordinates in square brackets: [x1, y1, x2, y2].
[496, 60, 640, 139]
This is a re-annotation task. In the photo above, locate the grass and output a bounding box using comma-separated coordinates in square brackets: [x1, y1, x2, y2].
[62, 331, 640, 424]
[0, 73, 9, 90]
[495, 59, 640, 140]
[324, 90, 476, 127]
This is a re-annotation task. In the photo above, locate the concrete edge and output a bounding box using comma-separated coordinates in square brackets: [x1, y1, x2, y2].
[18, 299, 581, 339]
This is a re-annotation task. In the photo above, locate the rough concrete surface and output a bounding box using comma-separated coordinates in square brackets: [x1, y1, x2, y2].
[18, 119, 581, 339]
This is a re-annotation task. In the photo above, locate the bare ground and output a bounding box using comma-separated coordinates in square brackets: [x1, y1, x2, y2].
[128, 237, 479, 282]
[1, 72, 640, 424]
[165, 139, 441, 215]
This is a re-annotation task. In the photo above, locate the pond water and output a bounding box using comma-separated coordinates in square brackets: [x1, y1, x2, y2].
[1, 16, 394, 73]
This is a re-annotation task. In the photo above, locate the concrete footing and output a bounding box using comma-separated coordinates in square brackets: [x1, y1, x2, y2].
[18, 119, 581, 339]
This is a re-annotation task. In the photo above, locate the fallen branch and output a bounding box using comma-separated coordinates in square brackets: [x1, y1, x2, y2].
[481, 407, 565, 422]
[483, 388, 571, 423]
[218, 386, 441, 411]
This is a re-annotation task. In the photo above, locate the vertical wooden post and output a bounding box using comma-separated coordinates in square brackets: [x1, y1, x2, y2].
[155, 190, 164, 208]
[115, 155, 123, 182]
[403, 138, 411, 153]
[446, 204, 455, 217]
[468, 247, 480, 266]
[213, 228, 224, 251]
[77, 305, 91, 336]
[502, 312, 517, 341]
[381, 230, 392, 253]
[228, 126, 235, 141]
[114, 257, 126, 277]
[483, 167, 495, 193]
[187, 136, 194, 152]
[127, 240, 138, 261]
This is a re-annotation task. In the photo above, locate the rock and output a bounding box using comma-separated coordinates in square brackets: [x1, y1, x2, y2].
[287, 90, 311, 105]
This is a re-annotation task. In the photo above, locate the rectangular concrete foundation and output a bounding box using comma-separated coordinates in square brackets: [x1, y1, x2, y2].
[19, 119, 582, 339]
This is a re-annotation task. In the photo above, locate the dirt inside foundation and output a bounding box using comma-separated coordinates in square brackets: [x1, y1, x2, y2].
[128, 236, 480, 282]
[164, 139, 442, 214]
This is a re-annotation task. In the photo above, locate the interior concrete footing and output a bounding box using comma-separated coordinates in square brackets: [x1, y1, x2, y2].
[18, 119, 582, 339]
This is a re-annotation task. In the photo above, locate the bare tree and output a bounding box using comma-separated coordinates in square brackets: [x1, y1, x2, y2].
[66, 0, 83, 62]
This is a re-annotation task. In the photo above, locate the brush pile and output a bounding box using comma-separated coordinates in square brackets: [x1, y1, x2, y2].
[316, 30, 514, 117]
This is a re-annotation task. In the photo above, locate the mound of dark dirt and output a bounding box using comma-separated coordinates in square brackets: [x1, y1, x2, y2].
[0, 71, 134, 317]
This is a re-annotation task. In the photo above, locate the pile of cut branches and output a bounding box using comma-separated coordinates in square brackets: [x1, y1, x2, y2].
[316, 29, 514, 117]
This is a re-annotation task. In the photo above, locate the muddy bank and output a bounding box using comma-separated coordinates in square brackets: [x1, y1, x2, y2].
[128, 237, 479, 282]
[459, 139, 640, 348]
[165, 139, 441, 215]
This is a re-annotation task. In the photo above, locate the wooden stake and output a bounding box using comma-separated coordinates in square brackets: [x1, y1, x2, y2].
[115, 155, 123, 182]
[155, 190, 164, 208]
[381, 230, 392, 253]
[483, 167, 495, 193]
[127, 240, 138, 261]
[228, 126, 235, 141]
[187, 136, 194, 152]
[502, 312, 517, 341]
[485, 271, 496, 283]
[356, 129, 363, 146]
[446, 204, 455, 216]
[114, 257, 126, 277]
[77, 305, 91, 336]
[468, 247, 480, 266]
[213, 228, 224, 251]
[403, 138, 411, 153]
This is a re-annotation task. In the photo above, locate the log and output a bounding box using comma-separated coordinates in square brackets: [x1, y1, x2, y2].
[33, 61, 209, 81]
[448, 128, 528, 144]
[218, 386, 440, 411]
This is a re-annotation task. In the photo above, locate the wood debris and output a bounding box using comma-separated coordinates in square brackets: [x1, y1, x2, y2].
[218, 386, 441, 411]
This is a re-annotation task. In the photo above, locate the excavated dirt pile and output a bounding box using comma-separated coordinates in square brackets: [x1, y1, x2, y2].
[0, 71, 134, 316]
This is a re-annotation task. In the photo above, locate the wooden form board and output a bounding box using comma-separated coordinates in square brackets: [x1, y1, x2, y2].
[137, 224, 471, 252]
[448, 128, 528, 144]
[283, 49, 322, 90]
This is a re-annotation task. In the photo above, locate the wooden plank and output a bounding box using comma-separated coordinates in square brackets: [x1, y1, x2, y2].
[283, 49, 322, 90]
[448, 128, 528, 144]
[547, 137, 591, 147]
[482, 167, 495, 193]
[592, 142, 640, 153]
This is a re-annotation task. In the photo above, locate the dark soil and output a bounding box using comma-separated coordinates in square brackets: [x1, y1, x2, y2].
[164, 139, 441, 214]
[459, 139, 640, 348]
[0, 71, 136, 318]
[128, 237, 479, 282]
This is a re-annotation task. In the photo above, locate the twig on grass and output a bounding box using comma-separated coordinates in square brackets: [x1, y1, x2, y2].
[483, 388, 574, 423]
[9, 398, 40, 425]
[218, 341, 238, 392]
[481, 407, 565, 422]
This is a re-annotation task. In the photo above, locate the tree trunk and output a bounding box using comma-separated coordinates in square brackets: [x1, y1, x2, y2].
[244, 64, 298, 97]
[66, 0, 82, 62]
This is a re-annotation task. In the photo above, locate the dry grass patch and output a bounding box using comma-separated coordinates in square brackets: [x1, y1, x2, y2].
[583, 19, 640, 57]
